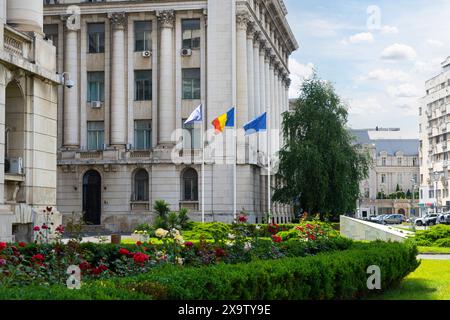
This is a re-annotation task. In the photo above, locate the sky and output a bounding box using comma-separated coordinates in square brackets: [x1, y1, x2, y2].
[284, 0, 450, 138]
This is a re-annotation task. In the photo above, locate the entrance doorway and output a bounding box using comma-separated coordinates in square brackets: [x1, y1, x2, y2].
[82, 170, 101, 225]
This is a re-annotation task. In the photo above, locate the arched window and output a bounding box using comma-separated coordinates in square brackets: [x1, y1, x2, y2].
[134, 169, 149, 201]
[182, 168, 198, 201]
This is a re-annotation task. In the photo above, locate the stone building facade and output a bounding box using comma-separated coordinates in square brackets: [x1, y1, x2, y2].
[419, 57, 450, 215]
[0, 0, 60, 242]
[43, 0, 298, 232]
[353, 128, 420, 218]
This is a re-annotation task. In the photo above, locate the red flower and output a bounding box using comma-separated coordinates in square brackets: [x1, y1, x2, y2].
[214, 247, 226, 258]
[238, 215, 248, 223]
[184, 242, 194, 247]
[41, 224, 48, 230]
[309, 234, 316, 241]
[133, 252, 149, 264]
[119, 248, 130, 256]
[79, 261, 92, 271]
[55, 225, 65, 233]
[0, 242, 6, 251]
[33, 226, 40, 231]
[306, 224, 313, 229]
[46, 206, 53, 212]
[18, 242, 26, 248]
[136, 241, 142, 246]
[271, 235, 282, 243]
[268, 224, 280, 234]
[98, 264, 108, 272]
[296, 226, 304, 232]
[32, 254, 45, 261]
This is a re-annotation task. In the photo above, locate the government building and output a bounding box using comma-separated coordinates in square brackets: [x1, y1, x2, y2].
[0, 0, 60, 242]
[43, 0, 299, 232]
[353, 128, 420, 219]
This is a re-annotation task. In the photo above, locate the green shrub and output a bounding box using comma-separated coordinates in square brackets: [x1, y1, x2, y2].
[435, 238, 450, 247]
[414, 225, 450, 247]
[182, 222, 231, 240]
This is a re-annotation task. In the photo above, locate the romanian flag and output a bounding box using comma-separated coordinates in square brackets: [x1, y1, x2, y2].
[212, 107, 235, 133]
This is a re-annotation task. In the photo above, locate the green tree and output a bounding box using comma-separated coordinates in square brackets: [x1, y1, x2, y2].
[273, 76, 371, 221]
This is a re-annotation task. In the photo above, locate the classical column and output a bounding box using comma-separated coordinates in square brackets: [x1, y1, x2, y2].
[259, 40, 267, 119]
[246, 21, 255, 120]
[157, 10, 176, 145]
[236, 12, 249, 128]
[109, 12, 127, 146]
[63, 26, 79, 147]
[253, 31, 261, 117]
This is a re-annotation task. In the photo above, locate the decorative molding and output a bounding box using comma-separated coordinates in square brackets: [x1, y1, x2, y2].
[246, 21, 256, 38]
[156, 10, 175, 28]
[236, 11, 250, 31]
[108, 12, 127, 30]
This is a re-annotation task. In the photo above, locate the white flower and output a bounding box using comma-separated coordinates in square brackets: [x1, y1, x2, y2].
[255, 225, 261, 230]
[170, 228, 180, 236]
[244, 242, 252, 251]
[155, 228, 169, 238]
[174, 234, 184, 245]
[176, 257, 184, 265]
[225, 241, 234, 247]
[228, 233, 236, 240]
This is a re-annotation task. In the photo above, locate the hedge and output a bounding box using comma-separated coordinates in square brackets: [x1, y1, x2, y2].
[0, 241, 419, 300]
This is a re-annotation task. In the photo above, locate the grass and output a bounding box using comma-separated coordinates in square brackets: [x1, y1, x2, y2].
[418, 246, 450, 254]
[372, 260, 450, 300]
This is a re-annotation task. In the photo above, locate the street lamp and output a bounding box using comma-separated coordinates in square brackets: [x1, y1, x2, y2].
[434, 172, 440, 214]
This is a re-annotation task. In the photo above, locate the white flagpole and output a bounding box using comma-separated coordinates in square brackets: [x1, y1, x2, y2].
[233, 107, 237, 221]
[267, 108, 271, 223]
[201, 104, 205, 224]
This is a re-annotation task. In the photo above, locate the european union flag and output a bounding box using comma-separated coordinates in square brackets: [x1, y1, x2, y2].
[243, 112, 267, 136]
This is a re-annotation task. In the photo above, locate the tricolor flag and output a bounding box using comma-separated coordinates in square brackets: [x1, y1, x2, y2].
[184, 104, 203, 125]
[211, 107, 235, 133]
[243, 112, 267, 135]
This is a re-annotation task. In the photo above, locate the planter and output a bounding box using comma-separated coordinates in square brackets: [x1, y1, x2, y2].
[111, 234, 122, 244]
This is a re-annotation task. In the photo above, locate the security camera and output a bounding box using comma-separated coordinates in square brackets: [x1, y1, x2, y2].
[65, 79, 75, 89]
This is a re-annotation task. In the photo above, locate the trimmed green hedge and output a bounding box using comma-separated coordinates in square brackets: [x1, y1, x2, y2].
[0, 241, 419, 300]
[412, 225, 450, 247]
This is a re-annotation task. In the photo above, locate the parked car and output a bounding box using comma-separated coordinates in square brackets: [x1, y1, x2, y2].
[370, 214, 388, 224]
[415, 214, 439, 226]
[436, 213, 450, 225]
[382, 214, 406, 225]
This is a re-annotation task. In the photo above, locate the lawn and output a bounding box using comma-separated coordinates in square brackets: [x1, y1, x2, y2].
[418, 246, 450, 254]
[372, 260, 450, 300]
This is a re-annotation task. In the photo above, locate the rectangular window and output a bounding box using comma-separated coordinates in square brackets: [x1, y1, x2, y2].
[397, 157, 402, 166]
[182, 118, 201, 149]
[43, 24, 58, 54]
[182, 68, 200, 99]
[134, 21, 152, 52]
[382, 157, 386, 166]
[364, 188, 370, 199]
[87, 121, 104, 150]
[381, 174, 386, 184]
[182, 19, 200, 49]
[134, 120, 152, 150]
[88, 23, 105, 53]
[134, 70, 152, 101]
[87, 72, 105, 102]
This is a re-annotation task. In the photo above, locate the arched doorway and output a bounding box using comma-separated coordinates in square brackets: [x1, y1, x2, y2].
[398, 208, 406, 215]
[83, 170, 101, 225]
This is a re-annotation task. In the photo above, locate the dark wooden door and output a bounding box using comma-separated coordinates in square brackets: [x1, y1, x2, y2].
[83, 170, 101, 225]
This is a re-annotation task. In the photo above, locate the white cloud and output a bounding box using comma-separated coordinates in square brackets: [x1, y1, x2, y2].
[380, 25, 399, 34]
[366, 69, 411, 82]
[343, 32, 374, 44]
[348, 97, 384, 115]
[381, 44, 418, 61]
[414, 58, 443, 74]
[288, 59, 315, 98]
[427, 39, 444, 48]
[387, 83, 422, 98]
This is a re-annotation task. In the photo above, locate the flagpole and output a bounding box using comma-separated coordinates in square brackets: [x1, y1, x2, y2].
[233, 107, 237, 221]
[267, 107, 271, 224]
[201, 104, 205, 224]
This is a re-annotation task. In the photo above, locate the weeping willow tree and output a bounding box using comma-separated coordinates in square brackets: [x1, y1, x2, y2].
[273, 75, 371, 221]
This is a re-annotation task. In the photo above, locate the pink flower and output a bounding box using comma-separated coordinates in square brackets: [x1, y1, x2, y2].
[184, 242, 194, 247]
[41, 224, 48, 230]
[33, 226, 40, 231]
[0, 259, 6, 266]
[238, 215, 248, 223]
[55, 225, 65, 233]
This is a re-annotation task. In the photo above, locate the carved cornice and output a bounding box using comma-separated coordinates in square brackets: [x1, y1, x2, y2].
[236, 11, 250, 31]
[246, 21, 256, 38]
[108, 12, 127, 30]
[157, 10, 175, 28]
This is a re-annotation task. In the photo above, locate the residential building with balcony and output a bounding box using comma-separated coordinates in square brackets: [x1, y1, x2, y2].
[43, 0, 298, 232]
[0, 0, 60, 242]
[353, 128, 420, 218]
[419, 56, 450, 215]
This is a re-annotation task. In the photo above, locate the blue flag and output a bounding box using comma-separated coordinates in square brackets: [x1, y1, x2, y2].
[184, 104, 203, 125]
[243, 112, 267, 136]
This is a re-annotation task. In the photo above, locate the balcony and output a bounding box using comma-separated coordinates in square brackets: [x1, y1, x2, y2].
[3, 26, 32, 61]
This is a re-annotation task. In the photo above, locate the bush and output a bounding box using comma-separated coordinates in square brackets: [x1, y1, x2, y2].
[414, 225, 450, 247]
[182, 222, 231, 240]
[0, 241, 417, 300]
[435, 238, 450, 247]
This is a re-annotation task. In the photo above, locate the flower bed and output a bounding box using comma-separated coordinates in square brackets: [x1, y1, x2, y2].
[0, 221, 350, 287]
[0, 241, 419, 300]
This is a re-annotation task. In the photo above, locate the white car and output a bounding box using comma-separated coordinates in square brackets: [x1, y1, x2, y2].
[415, 214, 438, 226]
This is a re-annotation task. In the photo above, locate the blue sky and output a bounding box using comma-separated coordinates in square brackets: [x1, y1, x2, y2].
[284, 0, 450, 138]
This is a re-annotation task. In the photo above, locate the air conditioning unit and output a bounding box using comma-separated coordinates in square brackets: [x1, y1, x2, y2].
[181, 48, 192, 57]
[6, 157, 23, 175]
[91, 101, 102, 109]
[142, 50, 152, 58]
